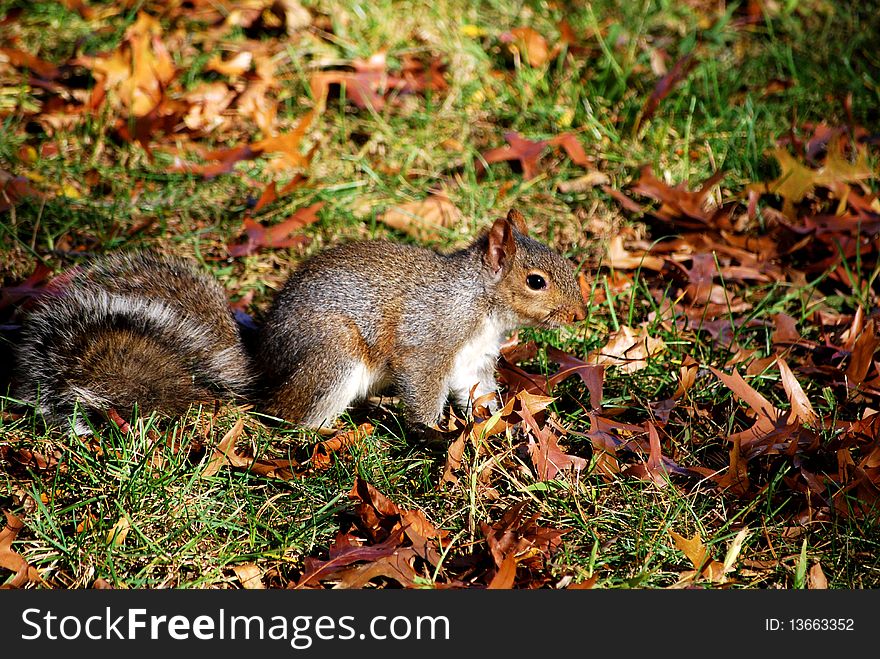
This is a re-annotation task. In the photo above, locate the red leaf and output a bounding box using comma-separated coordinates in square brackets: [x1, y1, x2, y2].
[479, 131, 590, 180]
[227, 201, 324, 256]
[637, 53, 696, 131]
[545, 347, 604, 411]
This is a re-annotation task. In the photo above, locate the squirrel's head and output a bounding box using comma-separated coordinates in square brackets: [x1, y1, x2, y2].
[482, 209, 587, 328]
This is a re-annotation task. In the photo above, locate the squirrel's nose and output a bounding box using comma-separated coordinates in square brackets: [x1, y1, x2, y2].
[571, 305, 587, 322]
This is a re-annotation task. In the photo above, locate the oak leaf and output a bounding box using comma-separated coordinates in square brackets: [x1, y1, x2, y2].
[380, 193, 462, 241]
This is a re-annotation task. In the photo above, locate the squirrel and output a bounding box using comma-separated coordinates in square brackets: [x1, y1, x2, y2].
[11, 210, 585, 434]
[255, 209, 587, 429]
[13, 251, 253, 434]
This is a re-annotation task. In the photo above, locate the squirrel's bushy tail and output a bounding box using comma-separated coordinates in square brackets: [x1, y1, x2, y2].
[14, 253, 252, 433]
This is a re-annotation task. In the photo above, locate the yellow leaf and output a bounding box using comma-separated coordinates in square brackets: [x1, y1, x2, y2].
[669, 529, 709, 571]
[750, 139, 875, 220]
[106, 517, 131, 546]
[461, 24, 487, 38]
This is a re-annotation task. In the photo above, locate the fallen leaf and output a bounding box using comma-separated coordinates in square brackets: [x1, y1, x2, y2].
[587, 325, 666, 373]
[0, 511, 42, 588]
[479, 131, 589, 179]
[311, 423, 373, 470]
[251, 110, 316, 171]
[846, 321, 878, 389]
[636, 53, 696, 131]
[227, 201, 324, 256]
[200, 419, 247, 478]
[205, 50, 253, 77]
[630, 165, 726, 228]
[380, 193, 462, 241]
[106, 517, 130, 546]
[808, 561, 828, 589]
[232, 563, 266, 589]
[545, 347, 605, 411]
[487, 553, 518, 589]
[500, 27, 550, 67]
[669, 528, 710, 572]
[603, 234, 665, 271]
[777, 357, 817, 425]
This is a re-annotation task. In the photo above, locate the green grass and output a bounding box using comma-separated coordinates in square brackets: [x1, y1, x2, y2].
[1, 0, 879, 588]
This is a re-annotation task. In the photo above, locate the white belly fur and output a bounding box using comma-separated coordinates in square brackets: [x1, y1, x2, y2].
[307, 361, 379, 427]
[448, 315, 507, 407]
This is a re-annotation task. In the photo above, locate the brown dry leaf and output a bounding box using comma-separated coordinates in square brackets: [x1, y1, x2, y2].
[251, 110, 316, 171]
[279, 0, 312, 33]
[549, 133, 591, 167]
[587, 325, 666, 373]
[500, 27, 550, 67]
[604, 234, 665, 271]
[629, 166, 726, 228]
[518, 395, 587, 480]
[776, 357, 817, 425]
[545, 347, 605, 411]
[311, 423, 373, 471]
[846, 321, 879, 389]
[309, 52, 395, 112]
[227, 201, 324, 256]
[78, 12, 176, 117]
[480, 131, 549, 180]
[0, 168, 45, 212]
[682, 253, 727, 305]
[636, 53, 696, 131]
[200, 418, 247, 478]
[321, 547, 422, 589]
[0, 46, 60, 79]
[296, 479, 448, 588]
[481, 501, 568, 588]
[708, 367, 817, 459]
[380, 193, 462, 241]
[808, 562, 828, 589]
[0, 511, 42, 588]
[293, 531, 406, 588]
[479, 131, 588, 180]
[441, 430, 467, 486]
[237, 80, 278, 135]
[669, 529, 710, 572]
[622, 421, 670, 486]
[182, 81, 236, 132]
[711, 436, 750, 495]
[232, 563, 266, 589]
[487, 553, 518, 589]
[649, 355, 699, 423]
[106, 517, 130, 546]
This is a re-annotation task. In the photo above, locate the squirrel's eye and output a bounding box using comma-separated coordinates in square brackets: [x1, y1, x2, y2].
[526, 273, 547, 290]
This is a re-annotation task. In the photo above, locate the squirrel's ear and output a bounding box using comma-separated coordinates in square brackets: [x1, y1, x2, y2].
[506, 209, 529, 234]
[486, 216, 517, 278]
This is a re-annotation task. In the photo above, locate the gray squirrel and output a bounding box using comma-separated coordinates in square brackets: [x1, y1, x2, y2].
[13, 251, 253, 434]
[255, 209, 586, 428]
[12, 209, 586, 432]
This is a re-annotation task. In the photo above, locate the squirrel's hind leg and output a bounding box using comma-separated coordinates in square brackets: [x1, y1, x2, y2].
[301, 360, 380, 427]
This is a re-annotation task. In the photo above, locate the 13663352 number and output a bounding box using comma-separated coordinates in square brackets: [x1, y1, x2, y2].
[790, 618, 854, 631]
